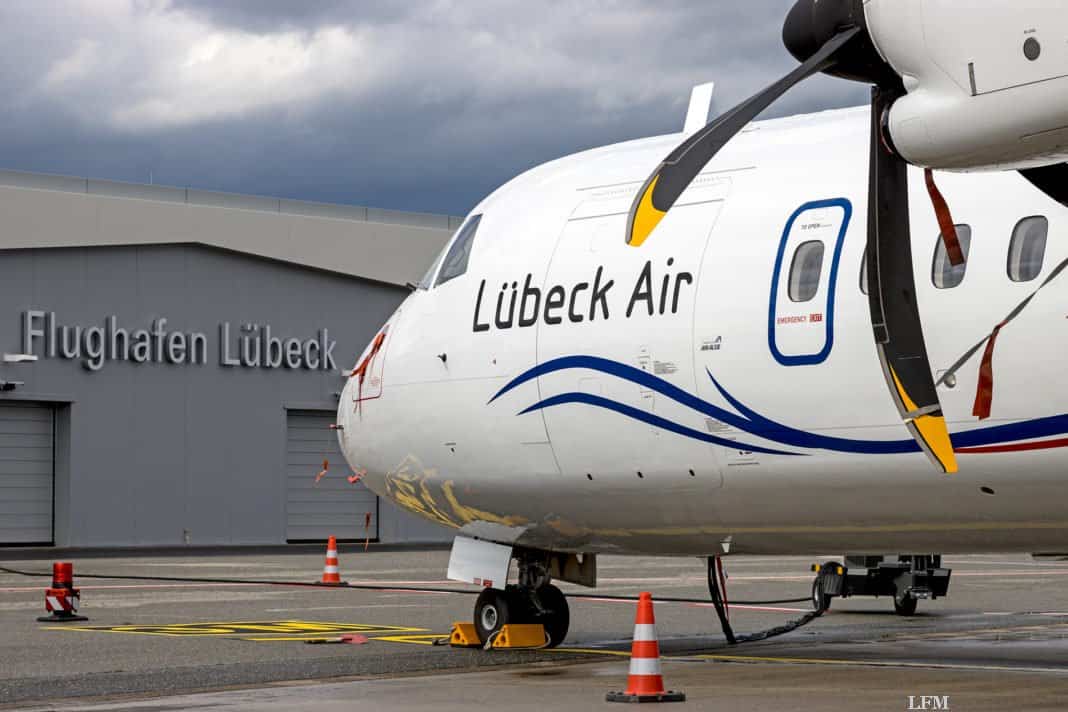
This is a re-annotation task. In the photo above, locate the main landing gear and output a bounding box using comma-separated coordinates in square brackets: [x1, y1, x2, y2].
[812, 554, 952, 616]
[471, 551, 570, 647]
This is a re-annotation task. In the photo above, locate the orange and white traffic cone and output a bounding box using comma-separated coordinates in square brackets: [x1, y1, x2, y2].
[606, 592, 685, 703]
[319, 536, 345, 585]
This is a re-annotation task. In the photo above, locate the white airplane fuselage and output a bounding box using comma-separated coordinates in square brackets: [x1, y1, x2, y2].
[337, 106, 1068, 557]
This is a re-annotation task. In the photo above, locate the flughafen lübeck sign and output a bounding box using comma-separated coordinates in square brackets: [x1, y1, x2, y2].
[21, 310, 338, 372]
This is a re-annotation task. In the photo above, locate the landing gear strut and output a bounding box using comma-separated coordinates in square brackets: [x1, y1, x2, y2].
[470, 550, 570, 647]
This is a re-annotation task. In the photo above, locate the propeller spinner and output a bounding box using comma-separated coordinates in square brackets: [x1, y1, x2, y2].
[626, 0, 958, 473]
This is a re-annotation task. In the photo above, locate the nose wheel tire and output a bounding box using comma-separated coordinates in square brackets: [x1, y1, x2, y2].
[472, 585, 570, 648]
[473, 588, 512, 644]
[534, 583, 570, 648]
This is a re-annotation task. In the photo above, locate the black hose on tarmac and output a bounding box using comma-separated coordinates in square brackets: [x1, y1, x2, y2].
[0, 565, 811, 606]
[706, 556, 825, 645]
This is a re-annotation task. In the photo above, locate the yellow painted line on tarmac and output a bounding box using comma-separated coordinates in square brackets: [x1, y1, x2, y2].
[371, 633, 450, 646]
[42, 620, 426, 638]
[233, 631, 436, 642]
[691, 653, 1067, 675]
[878, 622, 1068, 642]
[550, 647, 632, 657]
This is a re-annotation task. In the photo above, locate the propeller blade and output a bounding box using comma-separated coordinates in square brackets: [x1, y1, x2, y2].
[1019, 163, 1068, 208]
[865, 87, 957, 474]
[626, 25, 861, 247]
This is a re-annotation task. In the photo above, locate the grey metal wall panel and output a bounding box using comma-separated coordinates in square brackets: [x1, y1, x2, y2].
[0, 244, 406, 546]
[87, 179, 187, 204]
[376, 499, 454, 544]
[0, 169, 87, 193]
[366, 207, 450, 230]
[0, 402, 54, 544]
[186, 189, 281, 212]
[278, 199, 368, 222]
[286, 410, 377, 542]
[0, 180, 455, 287]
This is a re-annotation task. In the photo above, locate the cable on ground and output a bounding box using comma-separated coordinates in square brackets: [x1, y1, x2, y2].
[0, 565, 810, 606]
[706, 556, 824, 645]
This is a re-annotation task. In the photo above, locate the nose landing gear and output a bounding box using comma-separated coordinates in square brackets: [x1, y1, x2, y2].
[472, 584, 570, 647]
[470, 553, 571, 647]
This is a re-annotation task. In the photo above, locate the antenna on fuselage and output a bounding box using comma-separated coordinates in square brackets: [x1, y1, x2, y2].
[683, 82, 715, 136]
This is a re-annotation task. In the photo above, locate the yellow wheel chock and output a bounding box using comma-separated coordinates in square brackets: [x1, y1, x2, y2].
[448, 622, 482, 648]
[448, 621, 548, 649]
[491, 624, 547, 649]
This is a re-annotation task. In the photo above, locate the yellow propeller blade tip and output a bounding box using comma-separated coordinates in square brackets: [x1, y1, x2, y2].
[914, 414, 958, 474]
[628, 175, 667, 247]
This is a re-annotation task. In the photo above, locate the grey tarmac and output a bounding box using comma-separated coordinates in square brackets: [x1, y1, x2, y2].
[3, 548, 1068, 710]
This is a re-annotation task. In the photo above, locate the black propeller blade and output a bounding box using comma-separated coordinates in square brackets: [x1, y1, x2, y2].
[866, 87, 956, 473]
[625, 0, 958, 472]
[625, 25, 861, 247]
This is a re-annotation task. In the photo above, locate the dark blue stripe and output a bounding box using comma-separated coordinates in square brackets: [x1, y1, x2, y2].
[493, 355, 753, 429]
[951, 413, 1068, 448]
[705, 369, 919, 454]
[520, 392, 802, 456]
[707, 369, 1068, 452]
[493, 354, 1068, 455]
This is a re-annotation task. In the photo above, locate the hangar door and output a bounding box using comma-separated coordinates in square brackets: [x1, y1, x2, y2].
[285, 410, 378, 542]
[0, 401, 54, 545]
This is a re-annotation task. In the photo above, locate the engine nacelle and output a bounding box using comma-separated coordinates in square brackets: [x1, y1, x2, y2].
[866, 0, 1068, 171]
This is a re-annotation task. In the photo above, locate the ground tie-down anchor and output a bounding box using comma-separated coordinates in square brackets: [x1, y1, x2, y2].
[707, 556, 830, 645]
[37, 562, 88, 623]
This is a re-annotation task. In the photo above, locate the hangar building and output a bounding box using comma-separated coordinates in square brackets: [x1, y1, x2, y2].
[0, 169, 457, 548]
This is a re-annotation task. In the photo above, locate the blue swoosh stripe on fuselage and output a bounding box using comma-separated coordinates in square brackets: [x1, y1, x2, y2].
[493, 355, 754, 430]
[494, 355, 1068, 454]
[519, 392, 801, 456]
[706, 368, 1068, 452]
[705, 368, 917, 454]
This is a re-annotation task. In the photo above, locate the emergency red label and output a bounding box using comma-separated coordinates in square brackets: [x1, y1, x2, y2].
[777, 315, 807, 325]
[776, 313, 823, 325]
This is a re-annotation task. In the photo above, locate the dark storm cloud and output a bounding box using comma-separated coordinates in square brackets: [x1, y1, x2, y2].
[0, 1, 868, 215]
[171, 0, 412, 32]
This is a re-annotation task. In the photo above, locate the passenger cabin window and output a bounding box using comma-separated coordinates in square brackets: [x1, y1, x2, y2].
[931, 224, 971, 289]
[434, 214, 482, 287]
[1007, 216, 1047, 282]
[787, 240, 824, 302]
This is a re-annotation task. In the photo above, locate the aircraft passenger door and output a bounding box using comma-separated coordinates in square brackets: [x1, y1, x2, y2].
[536, 177, 730, 486]
[768, 199, 852, 366]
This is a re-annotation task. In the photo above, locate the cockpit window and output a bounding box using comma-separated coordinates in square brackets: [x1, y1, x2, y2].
[434, 214, 482, 287]
[417, 246, 446, 290]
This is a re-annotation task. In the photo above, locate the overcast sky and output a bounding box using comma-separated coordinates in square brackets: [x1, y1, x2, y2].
[0, 1, 868, 216]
